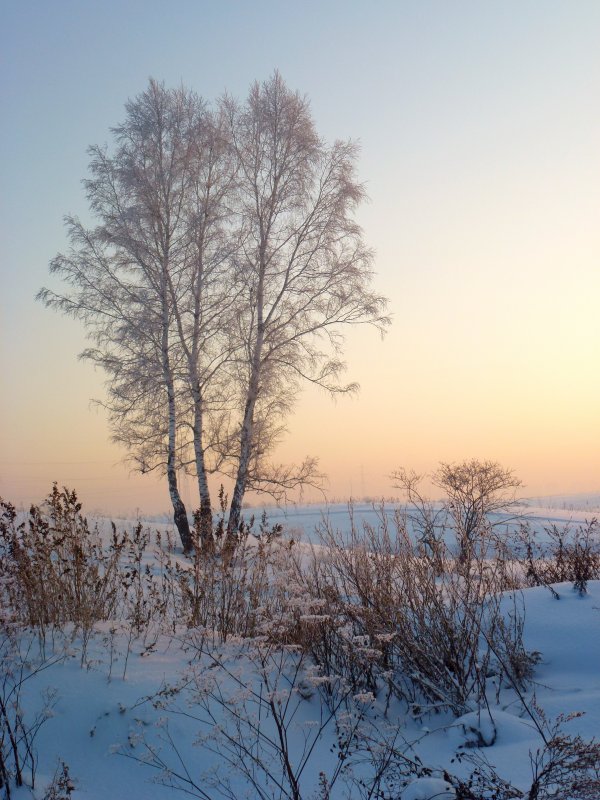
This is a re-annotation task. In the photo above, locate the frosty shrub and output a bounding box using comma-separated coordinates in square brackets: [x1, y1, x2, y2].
[0, 486, 127, 644]
[0, 485, 298, 654]
[0, 486, 535, 719]
[392, 460, 523, 571]
[517, 519, 600, 595]
[42, 762, 75, 800]
[285, 507, 533, 716]
[134, 636, 365, 800]
[448, 710, 600, 800]
[167, 507, 296, 644]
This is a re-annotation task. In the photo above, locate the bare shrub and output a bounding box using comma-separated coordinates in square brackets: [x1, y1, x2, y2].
[392, 461, 523, 571]
[432, 460, 522, 566]
[142, 510, 297, 647]
[0, 623, 61, 798]
[448, 710, 600, 800]
[0, 487, 183, 674]
[517, 519, 600, 595]
[42, 762, 75, 800]
[0, 487, 127, 647]
[130, 637, 362, 800]
[0, 483, 301, 665]
[281, 507, 532, 716]
[525, 714, 600, 799]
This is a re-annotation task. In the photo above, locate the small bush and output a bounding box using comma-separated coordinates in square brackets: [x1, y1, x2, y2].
[277, 507, 532, 716]
[43, 762, 75, 800]
[0, 623, 60, 798]
[518, 520, 600, 595]
[0, 486, 128, 643]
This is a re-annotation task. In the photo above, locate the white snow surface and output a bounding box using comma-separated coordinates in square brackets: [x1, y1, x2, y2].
[402, 777, 455, 800]
[7, 500, 600, 799]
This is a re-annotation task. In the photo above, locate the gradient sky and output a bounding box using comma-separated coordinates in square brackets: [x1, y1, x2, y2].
[1, 1, 599, 514]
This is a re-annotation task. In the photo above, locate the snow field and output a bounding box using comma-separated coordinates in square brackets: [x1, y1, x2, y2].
[2, 500, 600, 799]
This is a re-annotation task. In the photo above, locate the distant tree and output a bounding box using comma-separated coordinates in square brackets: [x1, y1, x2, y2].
[392, 459, 523, 565]
[221, 72, 389, 539]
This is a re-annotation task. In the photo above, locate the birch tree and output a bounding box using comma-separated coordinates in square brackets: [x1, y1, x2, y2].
[222, 73, 389, 538]
[39, 80, 217, 553]
[165, 106, 239, 548]
[40, 74, 390, 554]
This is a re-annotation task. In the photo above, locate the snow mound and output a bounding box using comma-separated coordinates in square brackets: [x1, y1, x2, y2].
[402, 776, 455, 799]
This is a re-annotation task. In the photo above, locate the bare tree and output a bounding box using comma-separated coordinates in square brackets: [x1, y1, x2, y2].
[167, 106, 239, 549]
[40, 74, 389, 554]
[434, 459, 522, 563]
[39, 80, 210, 552]
[222, 72, 389, 538]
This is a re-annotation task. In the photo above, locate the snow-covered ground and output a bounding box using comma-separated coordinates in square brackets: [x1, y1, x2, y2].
[4, 497, 600, 800]
[247, 495, 599, 548]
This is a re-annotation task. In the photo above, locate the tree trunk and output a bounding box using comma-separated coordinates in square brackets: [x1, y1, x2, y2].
[192, 385, 213, 551]
[226, 312, 264, 543]
[166, 386, 192, 553]
[168, 462, 193, 554]
[161, 273, 193, 554]
[226, 396, 255, 540]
